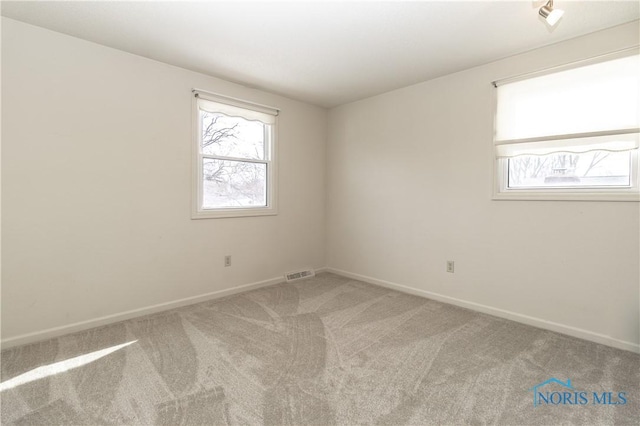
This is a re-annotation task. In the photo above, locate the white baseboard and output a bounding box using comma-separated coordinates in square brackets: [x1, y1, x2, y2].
[327, 267, 640, 354]
[1, 274, 288, 350]
[4, 266, 636, 354]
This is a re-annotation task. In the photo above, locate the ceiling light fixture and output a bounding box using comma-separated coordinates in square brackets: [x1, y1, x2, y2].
[539, 0, 564, 26]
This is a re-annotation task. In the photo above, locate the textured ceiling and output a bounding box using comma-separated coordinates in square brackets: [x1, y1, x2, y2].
[2, 1, 639, 107]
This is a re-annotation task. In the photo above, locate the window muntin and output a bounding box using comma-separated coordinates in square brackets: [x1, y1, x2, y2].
[493, 50, 640, 201]
[193, 92, 277, 218]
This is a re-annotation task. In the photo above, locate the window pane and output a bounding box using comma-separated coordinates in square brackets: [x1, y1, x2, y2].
[200, 111, 266, 160]
[508, 151, 631, 189]
[202, 159, 267, 208]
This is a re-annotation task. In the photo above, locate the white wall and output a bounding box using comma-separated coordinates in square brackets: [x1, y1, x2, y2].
[326, 21, 640, 352]
[1, 18, 327, 343]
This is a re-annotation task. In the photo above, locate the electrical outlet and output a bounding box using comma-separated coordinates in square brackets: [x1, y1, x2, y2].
[225, 255, 231, 267]
[446, 260, 455, 273]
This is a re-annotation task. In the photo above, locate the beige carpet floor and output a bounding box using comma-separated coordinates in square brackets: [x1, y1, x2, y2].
[1, 272, 639, 425]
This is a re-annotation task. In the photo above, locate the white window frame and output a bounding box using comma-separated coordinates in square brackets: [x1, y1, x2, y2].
[192, 90, 278, 219]
[492, 48, 640, 202]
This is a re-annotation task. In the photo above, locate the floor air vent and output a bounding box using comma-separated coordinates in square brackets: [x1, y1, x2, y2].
[285, 269, 315, 283]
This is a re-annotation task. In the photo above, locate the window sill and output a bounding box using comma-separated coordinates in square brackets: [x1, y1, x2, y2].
[192, 206, 278, 219]
[492, 191, 640, 202]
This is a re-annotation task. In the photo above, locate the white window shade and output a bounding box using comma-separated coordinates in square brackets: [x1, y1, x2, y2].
[194, 90, 278, 124]
[495, 53, 640, 143]
[496, 132, 639, 158]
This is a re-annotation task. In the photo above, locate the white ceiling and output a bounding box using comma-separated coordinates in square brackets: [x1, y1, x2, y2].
[2, 1, 639, 108]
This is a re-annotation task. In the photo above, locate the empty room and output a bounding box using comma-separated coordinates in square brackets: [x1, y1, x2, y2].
[1, 1, 639, 425]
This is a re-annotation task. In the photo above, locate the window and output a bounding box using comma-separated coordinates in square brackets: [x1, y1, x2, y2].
[192, 91, 278, 218]
[493, 50, 640, 201]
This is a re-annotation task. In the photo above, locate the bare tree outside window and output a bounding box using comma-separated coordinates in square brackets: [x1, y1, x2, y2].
[201, 112, 268, 208]
[508, 150, 631, 188]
